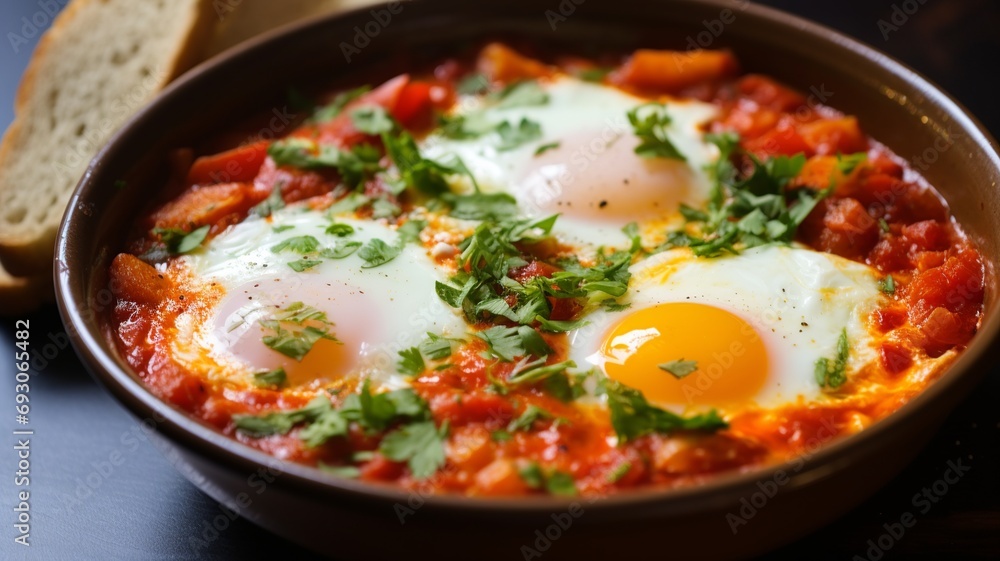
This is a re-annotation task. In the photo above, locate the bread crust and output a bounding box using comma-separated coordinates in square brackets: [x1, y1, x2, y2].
[0, 0, 217, 276]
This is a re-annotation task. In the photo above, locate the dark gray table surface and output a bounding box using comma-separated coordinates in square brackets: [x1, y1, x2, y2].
[1, 1, 998, 559]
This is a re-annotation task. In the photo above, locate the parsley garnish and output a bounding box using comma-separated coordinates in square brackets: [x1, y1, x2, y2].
[606, 461, 632, 483]
[357, 238, 401, 268]
[476, 325, 552, 362]
[492, 80, 549, 109]
[507, 405, 552, 432]
[518, 462, 577, 496]
[658, 359, 698, 379]
[879, 275, 896, 295]
[419, 332, 458, 360]
[234, 380, 449, 479]
[379, 420, 449, 479]
[534, 141, 561, 156]
[627, 102, 687, 161]
[496, 118, 543, 151]
[325, 223, 355, 237]
[320, 241, 362, 259]
[153, 225, 210, 255]
[663, 134, 822, 257]
[815, 329, 850, 389]
[260, 302, 340, 361]
[397, 347, 426, 376]
[443, 192, 519, 221]
[271, 235, 320, 254]
[350, 106, 395, 135]
[604, 378, 727, 443]
[268, 139, 383, 189]
[252, 367, 287, 388]
[287, 259, 322, 272]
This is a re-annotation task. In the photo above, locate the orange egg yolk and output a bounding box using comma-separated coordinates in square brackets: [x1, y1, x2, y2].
[597, 302, 769, 408]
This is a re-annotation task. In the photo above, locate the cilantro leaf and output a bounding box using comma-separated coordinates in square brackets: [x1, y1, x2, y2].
[507, 404, 551, 432]
[358, 238, 402, 268]
[815, 328, 850, 389]
[271, 235, 320, 254]
[879, 275, 896, 295]
[493, 81, 549, 109]
[153, 225, 210, 255]
[533, 142, 562, 157]
[320, 241, 362, 259]
[325, 223, 355, 237]
[287, 259, 322, 272]
[444, 192, 519, 221]
[496, 118, 543, 151]
[419, 333, 458, 360]
[260, 302, 339, 361]
[658, 359, 698, 379]
[350, 106, 395, 135]
[545, 471, 577, 496]
[604, 379, 728, 443]
[476, 325, 552, 362]
[627, 102, 686, 161]
[379, 421, 449, 479]
[252, 367, 287, 388]
[233, 395, 330, 437]
[397, 347, 426, 376]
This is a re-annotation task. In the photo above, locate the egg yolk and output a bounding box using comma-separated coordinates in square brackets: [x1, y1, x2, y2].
[597, 302, 768, 408]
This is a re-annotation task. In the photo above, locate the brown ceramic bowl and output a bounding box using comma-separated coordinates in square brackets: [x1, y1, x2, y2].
[55, 1, 1000, 559]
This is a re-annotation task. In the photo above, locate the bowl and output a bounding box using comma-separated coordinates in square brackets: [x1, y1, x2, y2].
[55, 1, 1000, 559]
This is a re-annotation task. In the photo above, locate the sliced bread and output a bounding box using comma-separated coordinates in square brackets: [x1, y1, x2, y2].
[0, 0, 217, 278]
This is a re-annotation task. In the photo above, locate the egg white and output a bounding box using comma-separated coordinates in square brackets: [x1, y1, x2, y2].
[421, 75, 719, 248]
[172, 207, 468, 391]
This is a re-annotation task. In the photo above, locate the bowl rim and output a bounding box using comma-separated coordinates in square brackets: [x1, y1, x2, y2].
[55, 0, 1000, 517]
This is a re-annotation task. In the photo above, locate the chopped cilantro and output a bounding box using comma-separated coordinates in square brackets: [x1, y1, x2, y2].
[444, 192, 519, 221]
[325, 223, 355, 237]
[379, 420, 449, 479]
[627, 102, 686, 161]
[879, 274, 896, 295]
[271, 235, 320, 254]
[545, 471, 577, 496]
[476, 325, 552, 362]
[534, 141, 561, 156]
[419, 333, 458, 360]
[604, 378, 727, 443]
[252, 367, 287, 388]
[658, 359, 698, 379]
[492, 80, 549, 109]
[287, 259, 322, 272]
[815, 329, 850, 389]
[507, 405, 552, 432]
[357, 238, 402, 268]
[606, 461, 632, 483]
[260, 302, 339, 361]
[496, 118, 543, 151]
[397, 347, 426, 376]
[153, 225, 210, 255]
[350, 106, 395, 135]
[320, 241, 362, 259]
